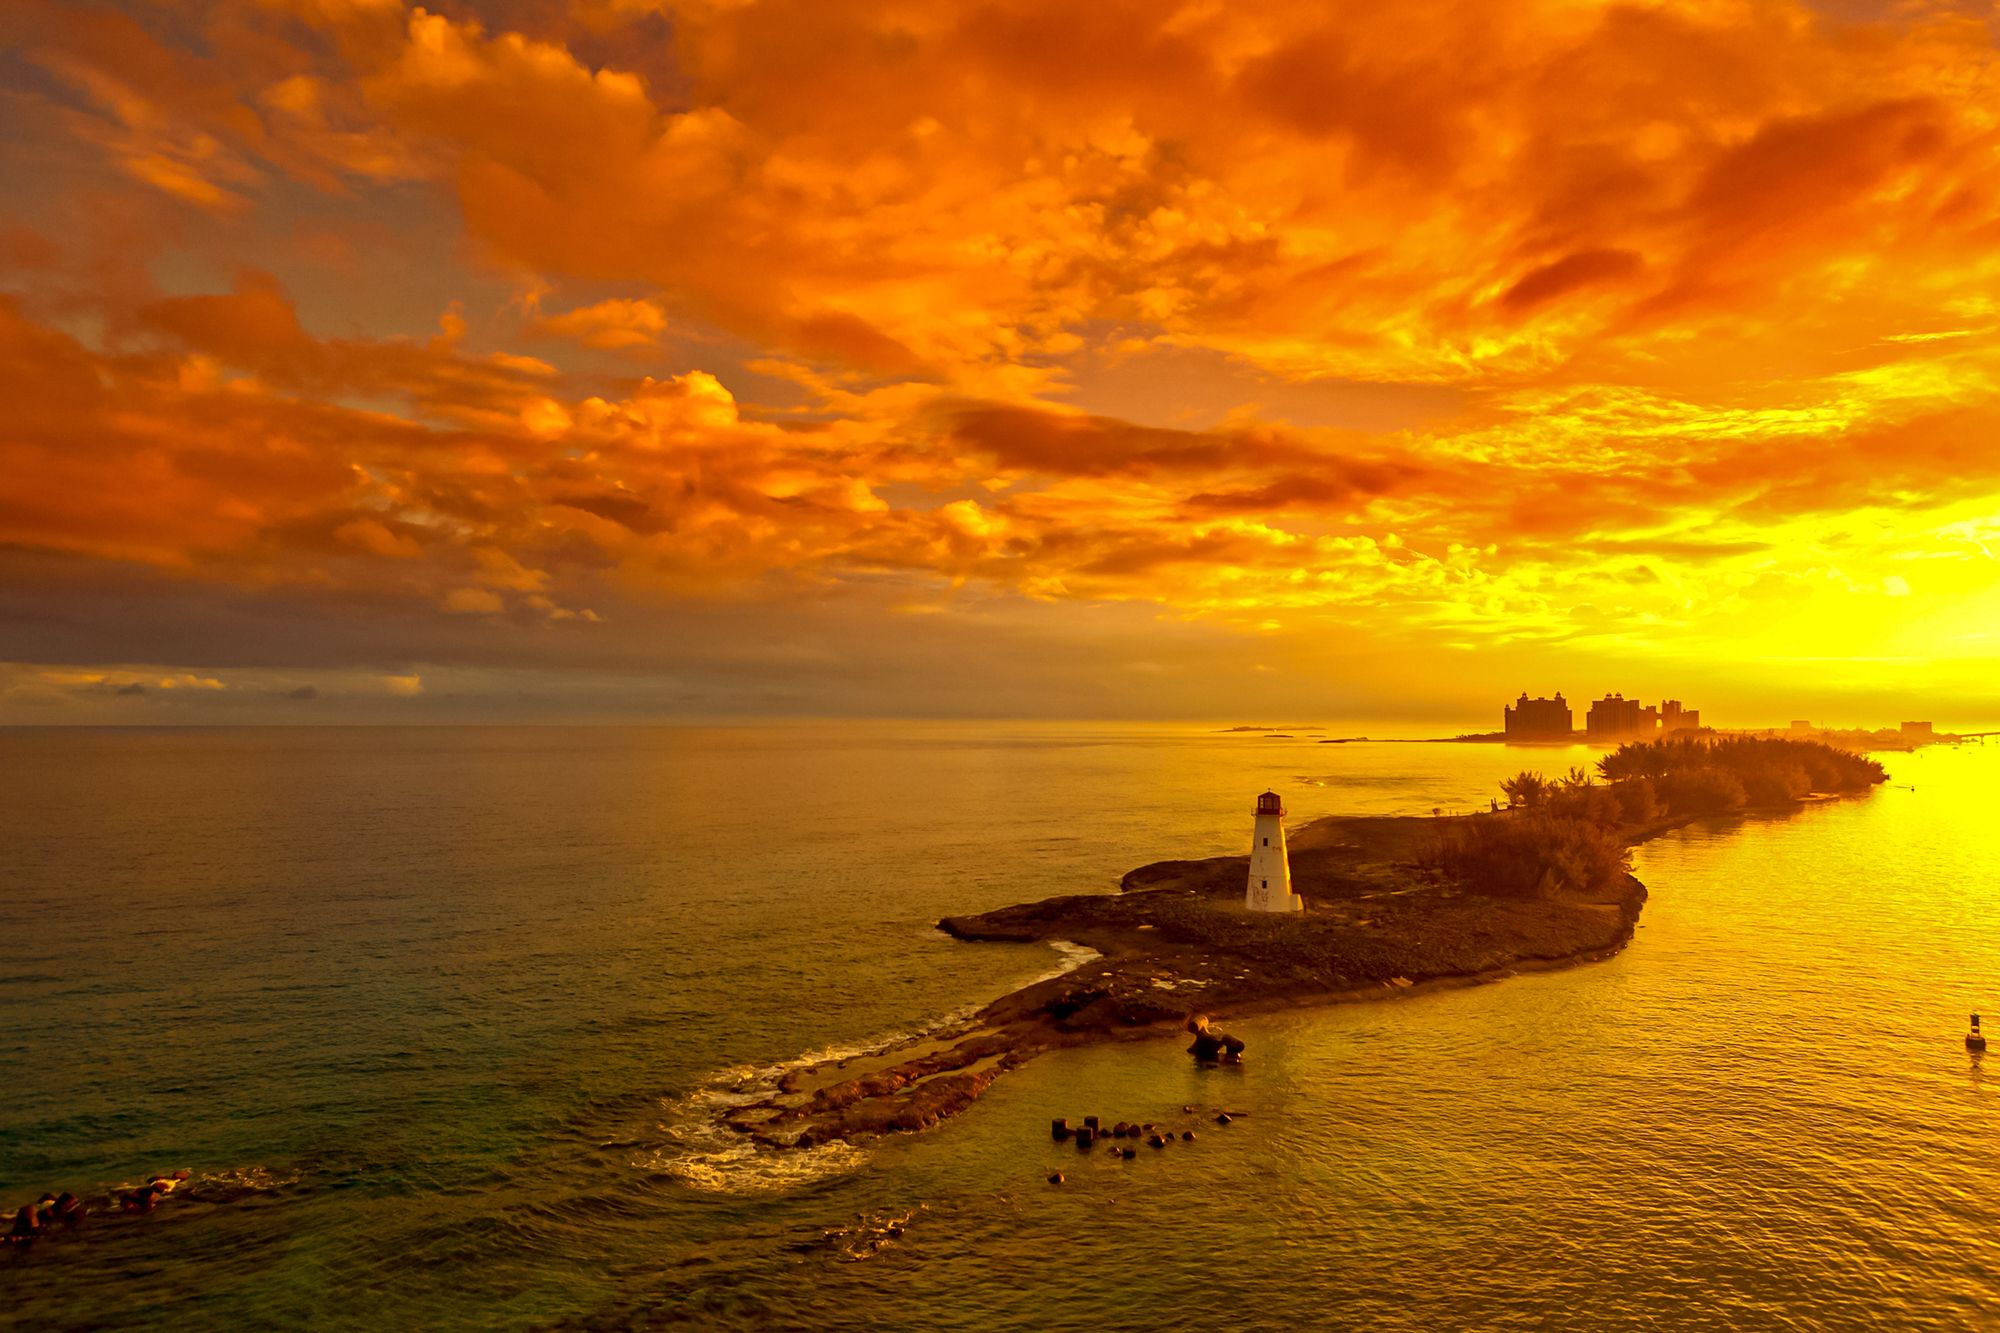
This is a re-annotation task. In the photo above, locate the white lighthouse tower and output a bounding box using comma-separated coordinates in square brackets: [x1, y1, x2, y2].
[1245, 790, 1302, 913]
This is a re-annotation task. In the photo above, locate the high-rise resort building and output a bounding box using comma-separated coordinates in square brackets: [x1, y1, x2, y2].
[1901, 721, 1935, 741]
[1586, 694, 1704, 742]
[1245, 791, 1302, 913]
[1586, 694, 1655, 741]
[1504, 692, 1573, 741]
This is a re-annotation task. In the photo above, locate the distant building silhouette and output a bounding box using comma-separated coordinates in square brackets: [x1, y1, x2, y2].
[1504, 692, 1572, 740]
[1790, 720, 1814, 733]
[1586, 693, 1647, 741]
[1901, 720, 1934, 741]
[1584, 693, 1703, 742]
[1661, 699, 1701, 732]
[1511, 691, 1704, 743]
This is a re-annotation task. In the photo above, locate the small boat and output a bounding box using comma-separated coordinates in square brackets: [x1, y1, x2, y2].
[1970, 1013, 1987, 1053]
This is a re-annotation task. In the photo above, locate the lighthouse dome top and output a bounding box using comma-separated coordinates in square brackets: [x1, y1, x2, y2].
[1255, 791, 1284, 815]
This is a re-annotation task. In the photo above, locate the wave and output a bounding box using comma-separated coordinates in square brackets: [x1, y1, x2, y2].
[632, 1113, 871, 1195]
[636, 938, 1101, 1195]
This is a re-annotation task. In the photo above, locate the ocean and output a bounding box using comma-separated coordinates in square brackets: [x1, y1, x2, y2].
[3, 723, 1996, 1329]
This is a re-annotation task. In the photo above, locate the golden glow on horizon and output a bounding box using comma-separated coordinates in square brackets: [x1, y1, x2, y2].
[2, 0, 1999, 722]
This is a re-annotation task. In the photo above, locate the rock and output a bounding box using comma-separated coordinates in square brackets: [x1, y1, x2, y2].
[794, 1133, 814, 1149]
[1181, 1130, 1196, 1141]
[1083, 1116, 1099, 1130]
[1121, 1147, 1137, 1160]
[1148, 1135, 1167, 1149]
[1048, 1172, 1065, 1184]
[1051, 1118, 1072, 1140]
[1215, 1113, 1233, 1125]
[1186, 1011, 1247, 1062]
[1074, 1127, 1095, 1148]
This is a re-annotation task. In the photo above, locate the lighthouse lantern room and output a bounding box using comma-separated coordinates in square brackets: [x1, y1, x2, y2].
[1245, 790, 1303, 913]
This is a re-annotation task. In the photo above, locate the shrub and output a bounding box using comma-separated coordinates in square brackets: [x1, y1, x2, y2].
[1655, 768, 1748, 816]
[1501, 771, 1551, 808]
[1741, 763, 1811, 806]
[1612, 777, 1660, 824]
[1598, 735, 1886, 792]
[1429, 810, 1633, 899]
[1545, 781, 1622, 829]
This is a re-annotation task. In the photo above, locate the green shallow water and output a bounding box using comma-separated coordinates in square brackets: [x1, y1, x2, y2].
[2, 725, 1997, 1329]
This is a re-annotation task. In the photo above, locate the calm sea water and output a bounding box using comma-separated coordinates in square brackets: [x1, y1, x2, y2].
[2, 724, 1997, 1329]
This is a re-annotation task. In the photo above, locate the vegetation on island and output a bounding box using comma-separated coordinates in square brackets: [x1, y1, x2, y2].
[1426, 735, 1888, 900]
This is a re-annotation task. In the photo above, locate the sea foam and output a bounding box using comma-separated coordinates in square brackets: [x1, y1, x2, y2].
[639, 937, 1100, 1194]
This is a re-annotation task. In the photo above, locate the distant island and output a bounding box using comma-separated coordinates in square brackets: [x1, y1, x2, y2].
[718, 736, 1886, 1149]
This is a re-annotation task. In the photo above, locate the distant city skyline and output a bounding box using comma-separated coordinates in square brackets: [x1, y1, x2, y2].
[1503, 691, 1703, 742]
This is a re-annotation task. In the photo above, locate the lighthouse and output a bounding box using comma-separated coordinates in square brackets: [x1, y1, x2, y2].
[1245, 791, 1303, 913]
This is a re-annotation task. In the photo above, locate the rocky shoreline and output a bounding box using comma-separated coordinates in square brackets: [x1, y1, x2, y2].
[719, 810, 1657, 1150]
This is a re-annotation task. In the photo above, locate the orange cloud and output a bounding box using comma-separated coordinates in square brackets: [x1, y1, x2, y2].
[531, 296, 669, 350]
[6, 0, 2000, 720]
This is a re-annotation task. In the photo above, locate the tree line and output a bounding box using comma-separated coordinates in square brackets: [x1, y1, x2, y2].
[1423, 736, 1889, 899]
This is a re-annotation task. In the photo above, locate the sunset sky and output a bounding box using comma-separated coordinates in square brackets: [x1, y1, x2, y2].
[4, 0, 2000, 726]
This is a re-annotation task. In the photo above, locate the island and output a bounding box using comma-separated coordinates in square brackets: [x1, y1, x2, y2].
[718, 736, 1886, 1149]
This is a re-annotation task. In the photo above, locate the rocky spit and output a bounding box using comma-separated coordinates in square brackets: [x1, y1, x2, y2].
[719, 813, 1649, 1150]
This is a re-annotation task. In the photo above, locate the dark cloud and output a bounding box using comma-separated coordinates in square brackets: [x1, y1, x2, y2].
[1500, 250, 1643, 313]
[943, 404, 1330, 478]
[1183, 466, 1426, 516]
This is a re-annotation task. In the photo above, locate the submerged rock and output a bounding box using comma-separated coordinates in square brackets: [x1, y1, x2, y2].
[9, 1170, 198, 1244]
[1185, 1012, 1247, 1062]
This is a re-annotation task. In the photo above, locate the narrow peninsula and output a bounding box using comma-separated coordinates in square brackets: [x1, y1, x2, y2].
[720, 736, 1886, 1150]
